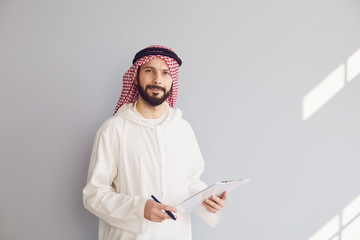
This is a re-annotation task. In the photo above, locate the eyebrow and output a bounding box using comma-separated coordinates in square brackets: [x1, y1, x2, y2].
[142, 66, 170, 71]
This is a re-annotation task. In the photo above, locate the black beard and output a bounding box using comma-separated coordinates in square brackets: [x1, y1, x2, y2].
[137, 81, 173, 107]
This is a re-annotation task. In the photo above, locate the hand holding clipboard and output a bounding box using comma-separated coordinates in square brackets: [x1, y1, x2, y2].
[176, 179, 250, 213]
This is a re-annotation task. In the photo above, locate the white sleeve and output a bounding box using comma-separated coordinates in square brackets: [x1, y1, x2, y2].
[186, 124, 221, 227]
[82, 127, 149, 234]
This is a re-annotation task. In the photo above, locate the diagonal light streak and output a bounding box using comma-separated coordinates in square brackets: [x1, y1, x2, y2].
[308, 195, 360, 240]
[302, 48, 360, 121]
[346, 48, 360, 82]
[302, 64, 345, 121]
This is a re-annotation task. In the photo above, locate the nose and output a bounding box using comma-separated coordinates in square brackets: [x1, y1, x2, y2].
[152, 71, 162, 85]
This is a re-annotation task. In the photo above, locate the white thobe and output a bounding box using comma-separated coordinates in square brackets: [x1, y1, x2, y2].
[83, 103, 220, 240]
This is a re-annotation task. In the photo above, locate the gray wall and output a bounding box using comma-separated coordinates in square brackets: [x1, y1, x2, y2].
[1, 0, 359, 239]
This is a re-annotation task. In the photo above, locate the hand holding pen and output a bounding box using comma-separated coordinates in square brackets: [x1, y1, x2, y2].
[144, 195, 177, 222]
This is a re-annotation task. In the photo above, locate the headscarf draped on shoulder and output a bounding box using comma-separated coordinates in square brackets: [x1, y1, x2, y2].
[113, 45, 182, 115]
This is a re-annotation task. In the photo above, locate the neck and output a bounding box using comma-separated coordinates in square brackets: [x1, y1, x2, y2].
[136, 97, 167, 119]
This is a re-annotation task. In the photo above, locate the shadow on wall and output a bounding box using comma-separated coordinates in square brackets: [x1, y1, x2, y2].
[308, 195, 360, 240]
[302, 48, 360, 121]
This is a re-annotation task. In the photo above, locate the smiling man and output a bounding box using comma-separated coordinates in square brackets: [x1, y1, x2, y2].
[136, 58, 173, 108]
[83, 45, 226, 240]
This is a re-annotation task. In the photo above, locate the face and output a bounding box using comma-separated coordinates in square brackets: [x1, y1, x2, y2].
[135, 57, 173, 106]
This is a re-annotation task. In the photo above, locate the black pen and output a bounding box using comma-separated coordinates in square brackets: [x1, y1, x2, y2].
[151, 195, 176, 221]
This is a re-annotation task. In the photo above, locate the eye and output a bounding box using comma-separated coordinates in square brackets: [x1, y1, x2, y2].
[163, 71, 171, 75]
[145, 69, 152, 73]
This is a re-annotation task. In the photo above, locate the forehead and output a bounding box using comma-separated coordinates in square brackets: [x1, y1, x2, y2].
[141, 57, 169, 70]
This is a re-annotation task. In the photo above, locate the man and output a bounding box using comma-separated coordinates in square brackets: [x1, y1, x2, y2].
[83, 45, 227, 240]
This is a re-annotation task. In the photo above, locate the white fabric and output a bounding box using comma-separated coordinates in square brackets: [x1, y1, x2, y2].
[83, 102, 220, 240]
[133, 103, 167, 126]
[141, 115, 166, 126]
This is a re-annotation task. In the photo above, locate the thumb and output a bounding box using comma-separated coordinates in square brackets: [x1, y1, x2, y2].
[221, 191, 228, 201]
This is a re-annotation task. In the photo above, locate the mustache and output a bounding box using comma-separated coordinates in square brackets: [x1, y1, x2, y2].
[146, 85, 166, 92]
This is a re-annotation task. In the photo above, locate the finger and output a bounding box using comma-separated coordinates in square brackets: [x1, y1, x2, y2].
[150, 213, 163, 222]
[160, 211, 172, 221]
[204, 198, 222, 211]
[162, 211, 178, 221]
[202, 201, 217, 213]
[221, 191, 228, 201]
[210, 195, 225, 208]
[154, 210, 172, 222]
[150, 203, 170, 221]
[159, 204, 177, 213]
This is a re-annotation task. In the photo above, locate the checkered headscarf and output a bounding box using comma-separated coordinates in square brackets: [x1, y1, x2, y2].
[113, 45, 181, 115]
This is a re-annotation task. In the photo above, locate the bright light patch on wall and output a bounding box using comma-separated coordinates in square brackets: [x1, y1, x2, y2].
[342, 195, 360, 225]
[302, 64, 345, 121]
[346, 48, 360, 82]
[341, 216, 360, 240]
[302, 48, 360, 121]
[308, 195, 360, 240]
[308, 215, 340, 240]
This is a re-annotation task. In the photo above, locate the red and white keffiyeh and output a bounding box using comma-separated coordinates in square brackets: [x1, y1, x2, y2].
[113, 45, 180, 115]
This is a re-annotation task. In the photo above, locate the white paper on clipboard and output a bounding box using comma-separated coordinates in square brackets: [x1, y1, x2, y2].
[176, 179, 250, 213]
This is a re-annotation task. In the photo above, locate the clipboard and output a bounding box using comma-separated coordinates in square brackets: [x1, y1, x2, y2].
[176, 179, 250, 213]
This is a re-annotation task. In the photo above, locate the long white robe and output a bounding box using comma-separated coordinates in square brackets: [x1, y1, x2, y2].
[83, 103, 220, 240]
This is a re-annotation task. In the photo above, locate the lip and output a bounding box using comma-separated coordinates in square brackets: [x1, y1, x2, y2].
[148, 87, 164, 93]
